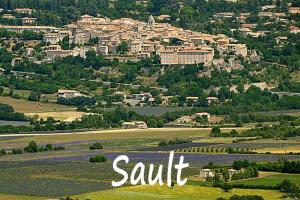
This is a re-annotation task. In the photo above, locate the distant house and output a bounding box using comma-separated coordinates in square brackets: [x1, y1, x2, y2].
[289, 7, 300, 14]
[241, 24, 257, 29]
[200, 168, 244, 181]
[161, 96, 174, 105]
[200, 169, 215, 178]
[206, 97, 219, 105]
[21, 17, 37, 25]
[132, 93, 152, 102]
[2, 14, 15, 19]
[276, 36, 288, 45]
[186, 96, 199, 104]
[113, 91, 127, 99]
[57, 90, 85, 99]
[148, 97, 155, 105]
[14, 8, 33, 15]
[258, 12, 273, 18]
[124, 99, 140, 107]
[97, 45, 109, 55]
[137, 52, 151, 60]
[11, 57, 22, 67]
[289, 26, 300, 34]
[261, 5, 276, 11]
[274, 13, 286, 18]
[157, 15, 171, 21]
[192, 112, 211, 120]
[122, 121, 148, 129]
[175, 116, 193, 123]
[228, 169, 241, 180]
[213, 12, 235, 19]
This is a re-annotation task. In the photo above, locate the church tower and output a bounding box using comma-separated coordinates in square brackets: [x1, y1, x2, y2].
[148, 15, 155, 30]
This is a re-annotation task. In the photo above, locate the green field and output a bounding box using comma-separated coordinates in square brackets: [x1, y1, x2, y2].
[73, 185, 283, 200]
[231, 173, 300, 187]
[0, 128, 212, 149]
[0, 193, 45, 200]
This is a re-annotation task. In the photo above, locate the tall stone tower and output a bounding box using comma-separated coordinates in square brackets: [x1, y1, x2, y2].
[148, 15, 155, 30]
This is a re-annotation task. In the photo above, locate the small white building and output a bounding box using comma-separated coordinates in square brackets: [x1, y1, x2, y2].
[206, 97, 219, 105]
[175, 116, 193, 123]
[200, 169, 215, 178]
[186, 96, 199, 103]
[14, 8, 33, 14]
[21, 17, 37, 25]
[122, 121, 148, 129]
[57, 90, 85, 99]
[2, 14, 15, 19]
[132, 93, 152, 102]
[192, 112, 211, 119]
[97, 45, 109, 55]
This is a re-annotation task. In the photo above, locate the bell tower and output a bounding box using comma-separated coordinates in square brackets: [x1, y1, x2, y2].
[148, 15, 155, 30]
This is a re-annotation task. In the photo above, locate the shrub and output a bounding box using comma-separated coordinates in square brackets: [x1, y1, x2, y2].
[24, 141, 64, 153]
[158, 141, 168, 146]
[0, 149, 6, 156]
[45, 144, 53, 151]
[89, 155, 107, 163]
[221, 183, 233, 192]
[28, 91, 41, 101]
[12, 148, 22, 154]
[57, 96, 96, 106]
[277, 179, 300, 198]
[0, 103, 14, 112]
[90, 142, 103, 150]
[210, 127, 221, 137]
[24, 141, 38, 153]
[278, 179, 294, 193]
[54, 146, 65, 151]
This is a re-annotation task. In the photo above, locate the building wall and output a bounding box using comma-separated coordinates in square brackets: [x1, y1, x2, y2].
[160, 51, 178, 65]
[160, 50, 213, 65]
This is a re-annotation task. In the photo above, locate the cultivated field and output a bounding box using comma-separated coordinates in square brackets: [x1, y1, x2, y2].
[0, 128, 299, 199]
[0, 96, 75, 113]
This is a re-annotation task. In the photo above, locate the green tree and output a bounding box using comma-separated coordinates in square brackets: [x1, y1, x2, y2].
[221, 183, 233, 192]
[28, 91, 41, 101]
[210, 127, 221, 137]
[117, 41, 129, 54]
[24, 141, 38, 153]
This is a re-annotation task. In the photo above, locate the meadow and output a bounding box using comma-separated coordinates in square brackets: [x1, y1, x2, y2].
[0, 96, 74, 113]
[0, 193, 46, 200]
[26, 111, 85, 122]
[230, 173, 300, 187]
[73, 185, 283, 200]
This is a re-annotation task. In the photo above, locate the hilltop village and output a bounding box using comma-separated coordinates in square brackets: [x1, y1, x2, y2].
[2, 12, 248, 66]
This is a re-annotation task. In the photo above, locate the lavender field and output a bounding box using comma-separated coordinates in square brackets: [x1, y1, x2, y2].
[30, 151, 300, 166]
